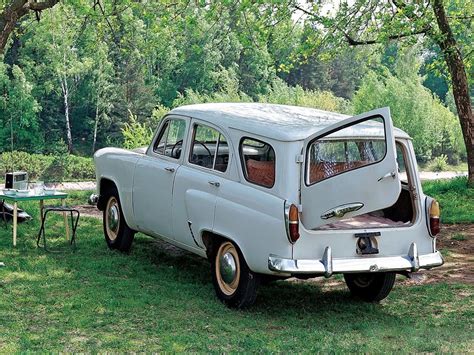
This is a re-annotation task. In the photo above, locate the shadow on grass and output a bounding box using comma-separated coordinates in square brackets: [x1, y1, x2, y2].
[133, 235, 399, 321]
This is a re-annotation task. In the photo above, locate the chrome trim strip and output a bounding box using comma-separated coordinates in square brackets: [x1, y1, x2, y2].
[268, 246, 443, 276]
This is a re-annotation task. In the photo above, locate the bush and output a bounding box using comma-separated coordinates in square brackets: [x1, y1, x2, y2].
[430, 154, 448, 172]
[0, 151, 95, 182]
[122, 110, 154, 149]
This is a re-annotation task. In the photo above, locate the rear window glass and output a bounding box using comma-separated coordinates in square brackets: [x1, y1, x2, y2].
[240, 138, 275, 188]
[306, 116, 386, 185]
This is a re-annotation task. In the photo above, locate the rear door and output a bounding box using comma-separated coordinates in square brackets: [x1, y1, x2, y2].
[300, 107, 401, 230]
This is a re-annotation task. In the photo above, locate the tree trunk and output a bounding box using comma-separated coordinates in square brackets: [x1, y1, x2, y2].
[92, 93, 99, 154]
[432, 0, 474, 186]
[60, 75, 73, 153]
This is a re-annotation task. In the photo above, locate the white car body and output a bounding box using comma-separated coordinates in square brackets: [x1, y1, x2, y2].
[94, 103, 443, 284]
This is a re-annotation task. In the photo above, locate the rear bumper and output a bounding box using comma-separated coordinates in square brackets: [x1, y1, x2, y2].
[268, 242, 443, 277]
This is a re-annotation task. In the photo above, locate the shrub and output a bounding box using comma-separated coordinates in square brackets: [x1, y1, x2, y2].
[0, 151, 95, 182]
[122, 110, 154, 149]
[430, 154, 448, 172]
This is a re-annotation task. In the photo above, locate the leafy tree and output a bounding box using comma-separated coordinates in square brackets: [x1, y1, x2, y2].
[0, 62, 42, 152]
[353, 50, 464, 162]
[287, 0, 474, 185]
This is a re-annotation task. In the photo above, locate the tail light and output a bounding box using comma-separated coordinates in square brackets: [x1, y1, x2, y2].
[427, 198, 440, 236]
[285, 203, 300, 243]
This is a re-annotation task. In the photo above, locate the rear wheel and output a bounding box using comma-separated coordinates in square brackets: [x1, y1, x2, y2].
[103, 187, 135, 252]
[211, 240, 259, 309]
[344, 272, 396, 302]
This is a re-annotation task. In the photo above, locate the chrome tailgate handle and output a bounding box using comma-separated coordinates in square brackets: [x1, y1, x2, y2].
[321, 203, 364, 219]
[378, 171, 396, 182]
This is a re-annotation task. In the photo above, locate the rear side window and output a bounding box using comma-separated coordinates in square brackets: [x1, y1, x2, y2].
[189, 124, 229, 173]
[306, 116, 386, 185]
[240, 138, 275, 188]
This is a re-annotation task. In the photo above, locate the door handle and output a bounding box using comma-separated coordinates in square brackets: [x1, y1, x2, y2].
[378, 171, 396, 182]
[164, 167, 175, 173]
[321, 202, 364, 219]
[208, 181, 220, 187]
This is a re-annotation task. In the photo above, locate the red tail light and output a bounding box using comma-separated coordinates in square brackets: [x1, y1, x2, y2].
[288, 204, 300, 243]
[429, 199, 440, 236]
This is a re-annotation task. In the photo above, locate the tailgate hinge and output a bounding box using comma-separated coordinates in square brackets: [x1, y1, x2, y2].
[295, 154, 304, 163]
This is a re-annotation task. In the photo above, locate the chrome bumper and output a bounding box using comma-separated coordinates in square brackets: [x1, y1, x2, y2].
[268, 243, 443, 277]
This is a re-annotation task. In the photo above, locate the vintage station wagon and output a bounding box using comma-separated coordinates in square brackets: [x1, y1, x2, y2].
[94, 103, 443, 308]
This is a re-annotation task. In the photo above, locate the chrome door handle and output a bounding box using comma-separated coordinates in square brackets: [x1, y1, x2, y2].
[208, 181, 220, 187]
[321, 202, 364, 219]
[378, 171, 396, 182]
[164, 167, 175, 173]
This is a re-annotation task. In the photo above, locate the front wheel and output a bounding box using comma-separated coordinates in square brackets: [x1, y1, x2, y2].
[103, 188, 135, 252]
[344, 272, 396, 302]
[211, 240, 259, 309]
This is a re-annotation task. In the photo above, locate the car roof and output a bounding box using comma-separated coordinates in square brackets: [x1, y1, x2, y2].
[170, 103, 410, 141]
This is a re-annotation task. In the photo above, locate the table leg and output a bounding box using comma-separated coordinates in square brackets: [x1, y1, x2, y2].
[13, 202, 17, 247]
[63, 199, 70, 241]
[39, 199, 44, 222]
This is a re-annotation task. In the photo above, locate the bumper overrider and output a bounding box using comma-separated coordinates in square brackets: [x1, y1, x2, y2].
[268, 242, 443, 277]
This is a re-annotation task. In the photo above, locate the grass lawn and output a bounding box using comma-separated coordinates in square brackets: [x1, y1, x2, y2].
[0, 191, 473, 352]
[422, 177, 474, 224]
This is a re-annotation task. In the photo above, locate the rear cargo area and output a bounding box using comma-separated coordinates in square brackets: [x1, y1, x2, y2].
[317, 186, 414, 230]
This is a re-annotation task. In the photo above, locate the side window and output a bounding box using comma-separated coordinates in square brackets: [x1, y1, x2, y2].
[240, 138, 275, 188]
[189, 124, 229, 173]
[396, 143, 408, 183]
[153, 119, 186, 159]
[306, 116, 386, 185]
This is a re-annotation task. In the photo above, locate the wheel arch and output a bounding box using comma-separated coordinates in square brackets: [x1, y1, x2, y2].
[201, 230, 245, 261]
[97, 177, 118, 211]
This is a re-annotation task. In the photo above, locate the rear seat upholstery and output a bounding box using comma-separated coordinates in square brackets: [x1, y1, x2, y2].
[310, 161, 369, 183]
[245, 159, 370, 187]
[246, 159, 275, 187]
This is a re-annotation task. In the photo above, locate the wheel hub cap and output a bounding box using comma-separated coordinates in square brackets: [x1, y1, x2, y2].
[220, 251, 237, 284]
[108, 204, 119, 233]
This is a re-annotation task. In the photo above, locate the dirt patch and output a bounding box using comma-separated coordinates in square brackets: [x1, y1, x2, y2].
[73, 205, 102, 219]
[403, 224, 474, 285]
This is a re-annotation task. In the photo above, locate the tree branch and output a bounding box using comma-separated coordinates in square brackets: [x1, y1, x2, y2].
[343, 26, 430, 46]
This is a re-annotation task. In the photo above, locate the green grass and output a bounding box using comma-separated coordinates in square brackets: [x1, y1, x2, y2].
[451, 233, 467, 241]
[422, 177, 474, 224]
[0, 191, 473, 351]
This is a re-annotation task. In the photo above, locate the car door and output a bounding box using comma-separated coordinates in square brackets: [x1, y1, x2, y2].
[300, 107, 401, 230]
[172, 120, 230, 249]
[132, 116, 188, 239]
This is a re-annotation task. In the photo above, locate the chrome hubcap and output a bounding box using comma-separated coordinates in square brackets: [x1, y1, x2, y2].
[219, 251, 237, 284]
[108, 203, 119, 233]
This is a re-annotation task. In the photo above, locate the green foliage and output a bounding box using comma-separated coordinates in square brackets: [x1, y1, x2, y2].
[121, 111, 154, 150]
[259, 78, 352, 114]
[353, 50, 464, 162]
[422, 177, 474, 223]
[0, 150, 94, 182]
[430, 154, 448, 172]
[0, 63, 43, 152]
